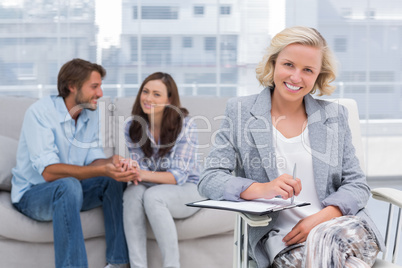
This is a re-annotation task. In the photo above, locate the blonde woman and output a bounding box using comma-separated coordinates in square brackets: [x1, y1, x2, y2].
[198, 26, 384, 268]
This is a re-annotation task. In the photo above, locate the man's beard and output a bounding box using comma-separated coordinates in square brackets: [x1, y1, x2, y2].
[75, 88, 97, 111]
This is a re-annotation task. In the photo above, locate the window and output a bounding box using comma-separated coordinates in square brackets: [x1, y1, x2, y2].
[193, 6, 204, 16]
[184, 73, 216, 95]
[0, 6, 23, 19]
[142, 37, 171, 65]
[204, 37, 216, 51]
[341, 8, 352, 17]
[182, 37, 193, 48]
[366, 9, 375, 19]
[339, 71, 366, 82]
[220, 5, 231, 15]
[370, 71, 394, 82]
[334, 37, 347, 52]
[133, 6, 179, 20]
[124, 73, 138, 84]
[133, 6, 138, 19]
[16, 63, 35, 79]
[130, 37, 138, 62]
[221, 35, 237, 64]
[4, 62, 34, 82]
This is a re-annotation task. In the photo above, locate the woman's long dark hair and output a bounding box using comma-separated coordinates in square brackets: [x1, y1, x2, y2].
[129, 72, 188, 158]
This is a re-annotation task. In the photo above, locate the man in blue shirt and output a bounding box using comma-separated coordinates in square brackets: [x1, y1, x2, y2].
[11, 58, 132, 268]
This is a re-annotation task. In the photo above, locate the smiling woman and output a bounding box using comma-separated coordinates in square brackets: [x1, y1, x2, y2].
[197, 26, 384, 268]
[122, 72, 203, 268]
[256, 26, 337, 97]
[271, 44, 322, 138]
[140, 79, 171, 125]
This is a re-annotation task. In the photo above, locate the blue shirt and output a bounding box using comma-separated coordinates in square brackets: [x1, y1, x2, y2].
[11, 96, 106, 203]
[124, 116, 200, 185]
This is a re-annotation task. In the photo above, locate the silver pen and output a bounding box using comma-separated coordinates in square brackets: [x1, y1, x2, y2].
[291, 163, 297, 205]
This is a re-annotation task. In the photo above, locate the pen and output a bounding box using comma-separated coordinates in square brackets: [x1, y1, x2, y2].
[291, 163, 296, 205]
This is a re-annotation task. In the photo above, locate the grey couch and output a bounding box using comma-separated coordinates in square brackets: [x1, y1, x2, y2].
[0, 95, 235, 268]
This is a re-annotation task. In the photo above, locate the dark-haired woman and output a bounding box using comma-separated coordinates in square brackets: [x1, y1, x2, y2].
[122, 72, 202, 268]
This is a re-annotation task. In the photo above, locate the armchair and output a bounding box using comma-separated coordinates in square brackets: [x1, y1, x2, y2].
[370, 188, 402, 267]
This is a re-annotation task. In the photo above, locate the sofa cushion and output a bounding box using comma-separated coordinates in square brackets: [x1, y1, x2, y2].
[0, 136, 18, 191]
[0, 96, 37, 140]
[97, 97, 114, 158]
[181, 97, 229, 166]
[174, 208, 235, 240]
[146, 208, 235, 240]
[112, 97, 136, 158]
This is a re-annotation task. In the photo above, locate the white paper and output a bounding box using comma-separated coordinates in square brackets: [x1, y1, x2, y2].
[192, 197, 304, 214]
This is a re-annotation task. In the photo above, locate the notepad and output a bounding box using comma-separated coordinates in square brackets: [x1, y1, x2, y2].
[187, 197, 310, 216]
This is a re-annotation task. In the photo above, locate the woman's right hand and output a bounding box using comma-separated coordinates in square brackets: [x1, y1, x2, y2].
[240, 174, 302, 200]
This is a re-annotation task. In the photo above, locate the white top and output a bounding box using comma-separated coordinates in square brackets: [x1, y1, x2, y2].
[264, 125, 323, 263]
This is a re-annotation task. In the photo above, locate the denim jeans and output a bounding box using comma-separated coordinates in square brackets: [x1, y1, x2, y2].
[13, 177, 129, 268]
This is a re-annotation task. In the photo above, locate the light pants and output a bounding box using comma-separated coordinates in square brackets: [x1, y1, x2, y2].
[13, 177, 129, 268]
[271, 216, 380, 268]
[123, 182, 202, 268]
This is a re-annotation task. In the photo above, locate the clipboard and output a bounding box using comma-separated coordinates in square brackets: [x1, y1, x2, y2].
[186, 197, 310, 216]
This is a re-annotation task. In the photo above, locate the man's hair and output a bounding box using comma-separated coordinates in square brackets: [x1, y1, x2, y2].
[255, 26, 337, 96]
[57, 58, 106, 97]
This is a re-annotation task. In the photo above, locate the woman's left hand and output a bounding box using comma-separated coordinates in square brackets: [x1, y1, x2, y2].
[282, 205, 342, 246]
[128, 160, 142, 185]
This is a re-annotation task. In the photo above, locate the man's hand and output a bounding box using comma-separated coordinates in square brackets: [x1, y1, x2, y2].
[98, 155, 139, 182]
[42, 155, 140, 182]
[104, 162, 137, 182]
[111, 155, 124, 168]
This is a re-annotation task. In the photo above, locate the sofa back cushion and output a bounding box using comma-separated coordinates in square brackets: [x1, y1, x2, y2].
[97, 97, 114, 158]
[0, 97, 37, 192]
[0, 96, 38, 140]
[181, 97, 229, 168]
[0, 136, 19, 191]
[112, 97, 136, 158]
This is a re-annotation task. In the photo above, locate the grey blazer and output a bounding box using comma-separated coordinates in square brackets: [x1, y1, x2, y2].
[198, 88, 385, 268]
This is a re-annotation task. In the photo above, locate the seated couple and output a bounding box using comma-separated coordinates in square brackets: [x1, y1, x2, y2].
[11, 58, 202, 268]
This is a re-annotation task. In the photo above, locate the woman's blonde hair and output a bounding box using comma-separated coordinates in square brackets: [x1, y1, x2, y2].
[255, 26, 337, 96]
